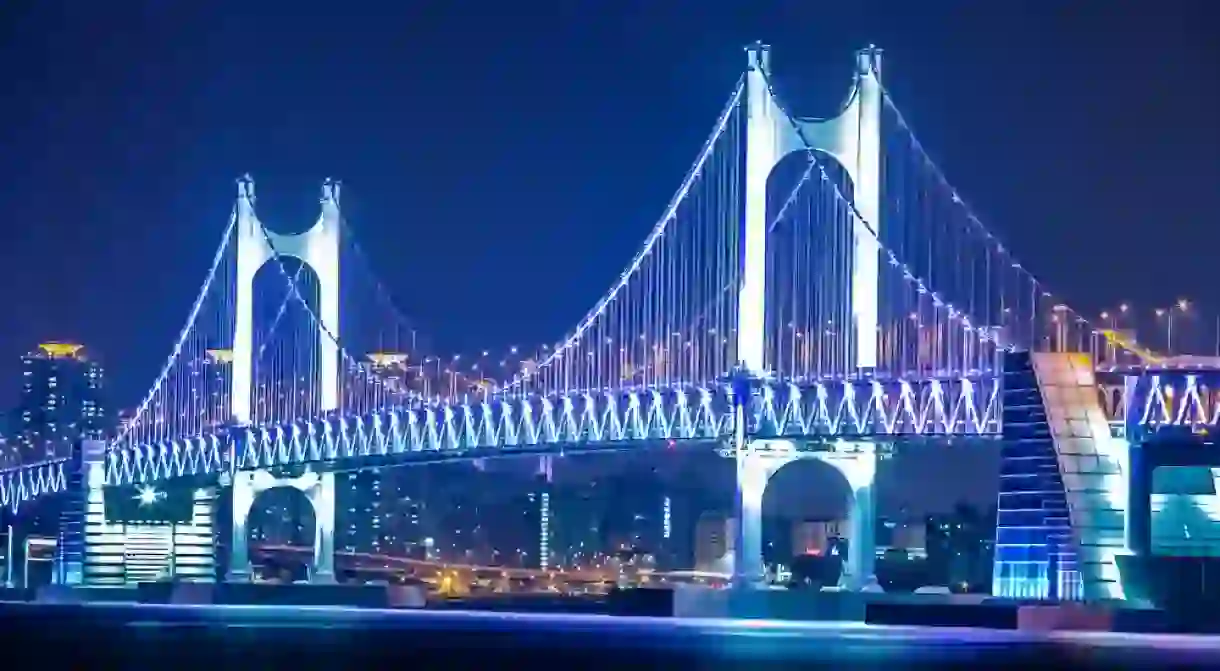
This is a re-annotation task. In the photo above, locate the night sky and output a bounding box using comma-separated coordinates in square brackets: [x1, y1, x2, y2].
[1, 2, 1217, 513]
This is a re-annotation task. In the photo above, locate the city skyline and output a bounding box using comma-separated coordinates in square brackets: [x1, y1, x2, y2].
[242, 449, 997, 569]
[4, 5, 1220, 660]
[0, 5, 1215, 546]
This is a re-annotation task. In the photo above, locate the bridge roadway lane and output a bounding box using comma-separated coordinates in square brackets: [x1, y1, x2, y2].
[3, 602, 1220, 668]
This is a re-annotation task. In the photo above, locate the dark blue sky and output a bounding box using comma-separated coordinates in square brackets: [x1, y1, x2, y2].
[1, 1, 1218, 511]
[3, 1, 1218, 404]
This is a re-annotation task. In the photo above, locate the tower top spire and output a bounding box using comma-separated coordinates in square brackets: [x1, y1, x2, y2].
[236, 174, 255, 203]
[855, 45, 882, 78]
[321, 178, 341, 205]
[745, 42, 771, 73]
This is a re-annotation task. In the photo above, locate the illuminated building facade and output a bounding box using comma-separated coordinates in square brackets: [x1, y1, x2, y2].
[926, 512, 991, 590]
[694, 512, 735, 573]
[0, 436, 14, 469]
[792, 519, 850, 558]
[340, 469, 390, 555]
[330, 354, 413, 556]
[383, 485, 425, 557]
[9, 343, 112, 461]
[248, 487, 312, 546]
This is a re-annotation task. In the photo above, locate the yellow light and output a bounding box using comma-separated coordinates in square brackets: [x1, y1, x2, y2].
[206, 349, 234, 363]
[38, 342, 84, 359]
[367, 353, 408, 367]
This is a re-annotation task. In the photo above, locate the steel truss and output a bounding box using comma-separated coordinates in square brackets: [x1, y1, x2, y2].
[102, 377, 1000, 486]
[0, 459, 68, 512]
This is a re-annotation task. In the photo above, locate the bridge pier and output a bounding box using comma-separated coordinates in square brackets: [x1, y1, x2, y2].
[733, 440, 877, 590]
[228, 469, 335, 584]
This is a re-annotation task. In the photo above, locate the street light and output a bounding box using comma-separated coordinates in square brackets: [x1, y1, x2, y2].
[1157, 300, 1192, 354]
[1099, 310, 1126, 363]
[1153, 308, 1172, 354]
[1052, 305, 1069, 352]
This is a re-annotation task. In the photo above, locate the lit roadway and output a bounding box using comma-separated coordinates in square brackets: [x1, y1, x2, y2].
[254, 544, 729, 584]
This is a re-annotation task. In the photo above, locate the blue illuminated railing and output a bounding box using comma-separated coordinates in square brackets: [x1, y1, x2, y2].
[6, 370, 1218, 510]
[1126, 372, 1220, 434]
[105, 377, 1000, 486]
[0, 458, 69, 512]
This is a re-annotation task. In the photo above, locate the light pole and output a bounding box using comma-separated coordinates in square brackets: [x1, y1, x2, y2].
[1175, 299, 1190, 354]
[3, 525, 12, 588]
[1155, 308, 1169, 354]
[1214, 315, 1219, 357]
[1117, 303, 1132, 362]
[1100, 311, 1115, 363]
[1157, 300, 1191, 354]
[1052, 305, 1069, 352]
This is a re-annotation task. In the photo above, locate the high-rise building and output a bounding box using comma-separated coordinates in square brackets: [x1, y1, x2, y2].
[384, 492, 424, 556]
[340, 469, 390, 554]
[10, 343, 112, 460]
[0, 436, 15, 469]
[694, 512, 735, 573]
[791, 519, 850, 558]
[248, 487, 311, 546]
[890, 520, 927, 556]
[549, 485, 603, 568]
[365, 353, 410, 400]
[926, 507, 993, 590]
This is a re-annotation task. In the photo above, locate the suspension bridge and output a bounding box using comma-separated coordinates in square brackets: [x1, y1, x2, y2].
[0, 44, 1211, 599]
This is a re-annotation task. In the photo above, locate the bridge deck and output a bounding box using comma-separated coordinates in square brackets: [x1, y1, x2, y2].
[5, 370, 1217, 509]
[104, 378, 999, 485]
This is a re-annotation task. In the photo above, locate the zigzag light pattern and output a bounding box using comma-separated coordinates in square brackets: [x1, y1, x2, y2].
[103, 377, 1001, 485]
[1131, 373, 1220, 430]
[0, 459, 69, 512]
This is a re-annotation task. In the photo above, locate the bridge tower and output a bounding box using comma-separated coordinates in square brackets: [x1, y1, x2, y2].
[731, 43, 883, 589]
[225, 176, 340, 583]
